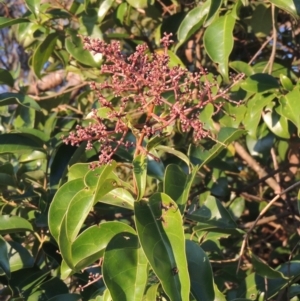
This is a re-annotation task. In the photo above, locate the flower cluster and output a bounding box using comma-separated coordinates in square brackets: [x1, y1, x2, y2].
[64, 33, 223, 165]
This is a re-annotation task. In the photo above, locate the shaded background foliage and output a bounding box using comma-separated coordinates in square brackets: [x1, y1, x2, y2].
[0, 0, 300, 300]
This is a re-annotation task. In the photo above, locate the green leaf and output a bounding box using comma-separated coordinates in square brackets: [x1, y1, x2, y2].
[187, 196, 244, 235]
[269, 0, 299, 18]
[229, 61, 254, 77]
[48, 178, 86, 242]
[7, 241, 34, 272]
[0, 17, 29, 29]
[241, 73, 279, 93]
[84, 162, 116, 191]
[98, 188, 134, 209]
[155, 145, 191, 170]
[48, 294, 82, 301]
[203, 15, 235, 82]
[33, 33, 58, 78]
[25, 0, 40, 15]
[251, 252, 286, 279]
[133, 155, 147, 201]
[189, 128, 246, 167]
[0, 68, 14, 87]
[176, 2, 210, 50]
[243, 93, 275, 138]
[58, 188, 94, 268]
[163, 164, 198, 214]
[144, 283, 160, 300]
[277, 88, 300, 135]
[135, 193, 190, 301]
[103, 232, 148, 301]
[204, 0, 223, 26]
[0, 215, 33, 234]
[280, 74, 294, 91]
[262, 104, 290, 139]
[0, 92, 41, 111]
[164, 164, 187, 207]
[65, 34, 101, 67]
[98, 0, 115, 23]
[0, 236, 10, 278]
[67, 163, 90, 181]
[186, 240, 214, 301]
[126, 0, 150, 9]
[72, 222, 135, 270]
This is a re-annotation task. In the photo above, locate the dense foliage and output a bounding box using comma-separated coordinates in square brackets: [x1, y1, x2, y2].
[0, 0, 300, 300]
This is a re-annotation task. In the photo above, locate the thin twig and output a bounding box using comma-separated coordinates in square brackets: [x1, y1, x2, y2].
[237, 181, 300, 272]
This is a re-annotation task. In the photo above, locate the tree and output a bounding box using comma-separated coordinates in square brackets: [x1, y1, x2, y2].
[0, 0, 300, 300]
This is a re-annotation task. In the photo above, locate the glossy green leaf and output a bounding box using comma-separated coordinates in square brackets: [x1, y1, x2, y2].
[126, 0, 150, 9]
[0, 17, 29, 29]
[60, 260, 73, 279]
[144, 283, 160, 300]
[280, 74, 294, 91]
[241, 73, 279, 93]
[262, 104, 290, 139]
[7, 241, 34, 272]
[0, 215, 33, 234]
[84, 161, 116, 190]
[186, 240, 214, 301]
[135, 193, 190, 301]
[25, 0, 40, 15]
[0, 92, 41, 110]
[98, 0, 114, 22]
[199, 103, 215, 131]
[189, 128, 246, 167]
[204, 0, 223, 26]
[246, 131, 274, 157]
[176, 2, 210, 50]
[156, 145, 191, 170]
[72, 222, 135, 270]
[277, 88, 300, 135]
[253, 61, 297, 79]
[163, 164, 198, 214]
[67, 163, 90, 181]
[33, 33, 58, 78]
[65, 34, 101, 67]
[250, 4, 272, 37]
[243, 93, 275, 138]
[58, 188, 94, 268]
[251, 252, 286, 279]
[48, 294, 82, 301]
[203, 15, 235, 82]
[133, 155, 147, 201]
[269, 0, 299, 18]
[219, 102, 247, 128]
[187, 196, 244, 235]
[48, 178, 86, 242]
[229, 61, 254, 77]
[98, 188, 134, 209]
[0, 236, 10, 278]
[0, 68, 14, 87]
[103, 232, 148, 301]
[164, 164, 187, 206]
